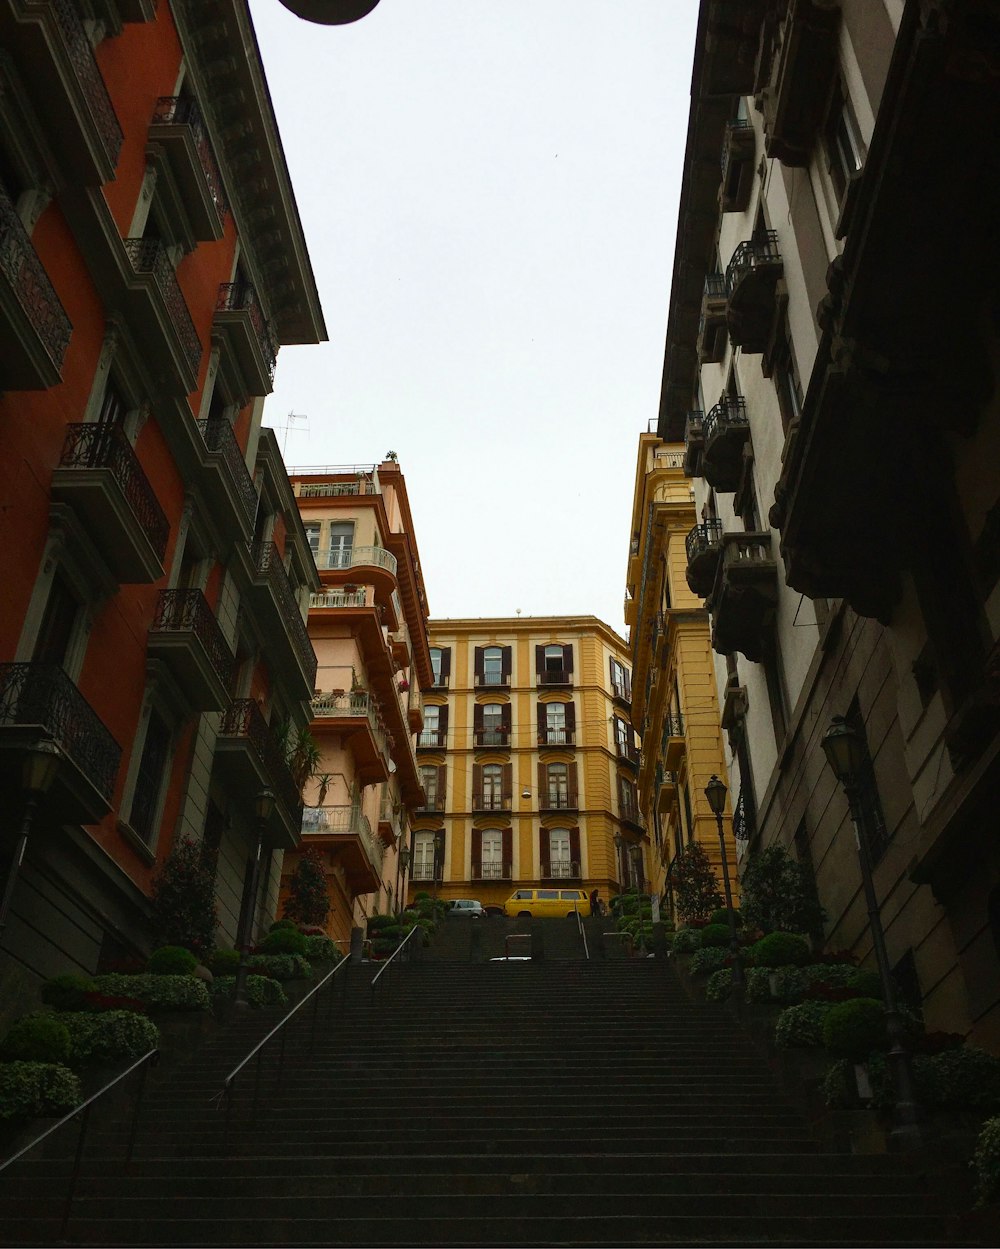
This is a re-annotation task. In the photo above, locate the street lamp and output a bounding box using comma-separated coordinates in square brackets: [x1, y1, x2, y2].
[613, 829, 625, 894]
[821, 715, 922, 1147]
[397, 842, 411, 913]
[0, 739, 61, 941]
[234, 787, 276, 1009]
[630, 845, 646, 953]
[277, 0, 381, 22]
[704, 774, 744, 997]
[433, 832, 443, 902]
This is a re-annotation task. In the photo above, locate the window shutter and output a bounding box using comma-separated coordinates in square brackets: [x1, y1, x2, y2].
[471, 827, 482, 880]
[501, 646, 512, 679]
[501, 703, 512, 734]
[569, 826, 581, 874]
[624, 668, 632, 698]
[438, 763, 446, 809]
[474, 647, 484, 680]
[502, 763, 512, 801]
[537, 760, 545, 802]
[472, 763, 482, 810]
[535, 644, 545, 674]
[539, 828, 551, 878]
[568, 762, 578, 808]
[435, 830, 445, 879]
[502, 827, 513, 879]
[439, 705, 449, 742]
[536, 703, 546, 742]
[473, 703, 484, 734]
[566, 702, 576, 738]
[441, 647, 451, 677]
[564, 644, 573, 674]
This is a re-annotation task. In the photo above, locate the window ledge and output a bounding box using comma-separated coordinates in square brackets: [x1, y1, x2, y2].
[117, 819, 156, 865]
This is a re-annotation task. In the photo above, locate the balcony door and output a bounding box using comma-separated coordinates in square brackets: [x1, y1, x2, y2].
[481, 829, 503, 880]
[549, 828, 571, 878]
[412, 830, 436, 881]
[546, 702, 566, 744]
[328, 522, 354, 569]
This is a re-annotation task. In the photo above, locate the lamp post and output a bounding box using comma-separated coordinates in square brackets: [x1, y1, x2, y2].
[704, 774, 744, 997]
[277, 0, 381, 22]
[433, 832, 443, 902]
[821, 715, 922, 1147]
[398, 842, 411, 913]
[613, 829, 625, 896]
[0, 739, 61, 942]
[630, 845, 646, 953]
[234, 787, 276, 1009]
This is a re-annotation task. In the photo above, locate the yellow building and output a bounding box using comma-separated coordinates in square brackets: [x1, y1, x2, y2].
[624, 435, 736, 919]
[410, 617, 639, 910]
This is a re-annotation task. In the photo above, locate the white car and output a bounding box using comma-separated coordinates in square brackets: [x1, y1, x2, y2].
[445, 898, 485, 918]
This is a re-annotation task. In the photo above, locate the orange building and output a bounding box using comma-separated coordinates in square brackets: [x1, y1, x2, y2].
[279, 460, 432, 948]
[0, 1, 325, 1013]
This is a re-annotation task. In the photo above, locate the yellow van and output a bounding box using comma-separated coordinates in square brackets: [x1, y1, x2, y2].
[503, 887, 589, 919]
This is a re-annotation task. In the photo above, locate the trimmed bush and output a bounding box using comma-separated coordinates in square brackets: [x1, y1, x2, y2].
[917, 1046, 1000, 1110]
[847, 969, 882, 999]
[775, 1000, 833, 1049]
[258, 928, 308, 956]
[688, 947, 729, 977]
[61, 1011, 159, 1064]
[303, 934, 340, 962]
[92, 974, 209, 1013]
[709, 908, 740, 928]
[699, 924, 732, 949]
[209, 948, 241, 976]
[41, 974, 97, 1012]
[282, 846, 330, 928]
[1, 1015, 71, 1065]
[973, 1116, 1000, 1206]
[269, 919, 297, 932]
[81, 992, 148, 1015]
[670, 929, 703, 954]
[245, 953, 313, 981]
[821, 998, 887, 1060]
[673, 842, 723, 925]
[147, 946, 197, 977]
[745, 967, 775, 1003]
[739, 844, 825, 937]
[367, 913, 400, 932]
[0, 1062, 81, 1122]
[209, 975, 286, 1010]
[150, 835, 217, 960]
[706, 969, 733, 1002]
[750, 932, 811, 969]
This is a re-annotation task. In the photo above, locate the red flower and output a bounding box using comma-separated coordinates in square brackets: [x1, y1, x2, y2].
[83, 991, 149, 1014]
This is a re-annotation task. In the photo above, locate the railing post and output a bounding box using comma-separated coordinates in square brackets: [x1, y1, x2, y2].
[223, 1080, 234, 1154]
[60, 1103, 91, 1240]
[124, 1053, 156, 1169]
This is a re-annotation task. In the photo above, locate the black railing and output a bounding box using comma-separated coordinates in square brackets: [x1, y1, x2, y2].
[703, 396, 749, 443]
[0, 180, 73, 374]
[684, 411, 704, 443]
[473, 794, 510, 811]
[152, 589, 235, 690]
[196, 418, 259, 529]
[418, 794, 446, 811]
[51, 0, 124, 168]
[704, 273, 728, 299]
[539, 728, 575, 746]
[151, 97, 228, 221]
[59, 423, 169, 565]
[541, 792, 576, 810]
[720, 117, 754, 174]
[662, 712, 685, 739]
[545, 861, 581, 879]
[538, 670, 572, 686]
[417, 729, 446, 748]
[474, 730, 508, 747]
[252, 542, 318, 688]
[685, 518, 724, 565]
[0, 663, 121, 803]
[123, 239, 202, 376]
[219, 699, 300, 819]
[216, 283, 278, 383]
[733, 786, 756, 842]
[473, 863, 511, 881]
[726, 230, 782, 293]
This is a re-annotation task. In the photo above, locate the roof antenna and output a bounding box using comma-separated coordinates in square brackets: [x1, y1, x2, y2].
[277, 411, 310, 458]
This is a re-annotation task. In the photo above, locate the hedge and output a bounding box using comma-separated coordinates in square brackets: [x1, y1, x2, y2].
[92, 974, 209, 1012]
[0, 1062, 81, 1122]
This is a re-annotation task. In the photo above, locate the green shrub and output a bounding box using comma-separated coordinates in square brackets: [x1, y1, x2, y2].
[745, 967, 774, 1003]
[1, 1014, 71, 1064]
[258, 928, 308, 956]
[706, 969, 733, 1002]
[917, 1046, 1000, 1111]
[689, 947, 729, 977]
[847, 969, 882, 998]
[303, 935, 339, 962]
[367, 913, 400, 932]
[700, 924, 731, 949]
[775, 1000, 833, 1049]
[670, 928, 702, 954]
[0, 1062, 81, 1122]
[822, 1058, 857, 1109]
[209, 975, 287, 1010]
[269, 919, 297, 932]
[750, 932, 811, 969]
[147, 946, 197, 976]
[973, 1116, 1000, 1206]
[282, 846, 330, 928]
[709, 908, 740, 928]
[92, 974, 209, 1012]
[245, 953, 313, 981]
[150, 835, 217, 960]
[739, 844, 825, 938]
[209, 948, 241, 976]
[61, 1011, 159, 1064]
[41, 974, 97, 1012]
[821, 998, 887, 1059]
[673, 842, 723, 925]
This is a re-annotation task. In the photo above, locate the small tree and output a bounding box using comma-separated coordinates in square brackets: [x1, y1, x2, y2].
[739, 843, 826, 938]
[283, 846, 330, 928]
[673, 842, 723, 926]
[150, 836, 218, 960]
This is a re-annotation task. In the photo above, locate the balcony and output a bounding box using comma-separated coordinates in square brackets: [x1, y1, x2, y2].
[543, 861, 581, 881]
[213, 282, 278, 397]
[249, 541, 318, 697]
[615, 741, 640, 771]
[123, 239, 202, 394]
[149, 97, 227, 242]
[662, 712, 686, 771]
[311, 690, 392, 784]
[417, 791, 446, 812]
[682, 411, 705, 478]
[685, 519, 724, 597]
[474, 728, 508, 749]
[309, 586, 370, 611]
[538, 669, 572, 687]
[388, 629, 410, 669]
[0, 662, 121, 824]
[733, 786, 756, 843]
[697, 275, 728, 364]
[378, 795, 400, 844]
[473, 862, 512, 882]
[417, 728, 446, 751]
[302, 804, 383, 894]
[7, 0, 123, 185]
[147, 590, 234, 711]
[538, 728, 575, 747]
[475, 673, 510, 690]
[1, 179, 73, 389]
[314, 546, 399, 606]
[196, 418, 258, 541]
[215, 700, 301, 848]
[623, 590, 636, 628]
[473, 793, 511, 813]
[656, 767, 678, 812]
[720, 119, 756, 213]
[702, 396, 751, 492]
[50, 423, 168, 583]
[618, 801, 645, 835]
[762, 0, 841, 167]
[540, 792, 577, 813]
[708, 532, 779, 662]
[725, 232, 784, 354]
[406, 682, 424, 734]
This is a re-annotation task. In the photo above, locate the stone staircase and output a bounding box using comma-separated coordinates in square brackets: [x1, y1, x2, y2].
[0, 940, 980, 1245]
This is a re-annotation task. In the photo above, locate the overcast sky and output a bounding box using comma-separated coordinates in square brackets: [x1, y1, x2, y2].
[248, 0, 698, 634]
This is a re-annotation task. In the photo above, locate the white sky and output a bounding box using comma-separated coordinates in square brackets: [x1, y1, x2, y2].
[248, 0, 699, 633]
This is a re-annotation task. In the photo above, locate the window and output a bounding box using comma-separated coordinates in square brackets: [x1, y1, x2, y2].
[825, 83, 864, 202]
[479, 829, 504, 879]
[412, 831, 438, 881]
[545, 702, 566, 744]
[327, 522, 354, 568]
[547, 763, 568, 809]
[483, 646, 503, 685]
[536, 643, 573, 684]
[610, 658, 631, 702]
[614, 716, 634, 760]
[846, 697, 890, 865]
[549, 829, 571, 878]
[128, 710, 172, 847]
[481, 763, 503, 810]
[419, 764, 441, 809]
[32, 573, 80, 668]
[303, 523, 320, 555]
[619, 776, 639, 823]
[419, 703, 447, 748]
[482, 703, 504, 746]
[430, 647, 451, 688]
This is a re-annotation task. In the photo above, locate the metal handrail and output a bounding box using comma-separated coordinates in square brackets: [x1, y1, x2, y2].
[503, 933, 532, 959]
[604, 930, 636, 958]
[0, 1048, 158, 1238]
[370, 922, 420, 989]
[574, 907, 590, 961]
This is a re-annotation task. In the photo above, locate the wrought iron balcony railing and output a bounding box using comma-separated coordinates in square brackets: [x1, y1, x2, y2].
[314, 545, 398, 575]
[538, 728, 575, 746]
[302, 804, 384, 871]
[473, 862, 511, 881]
[473, 793, 510, 812]
[51, 0, 124, 170]
[662, 712, 685, 740]
[309, 587, 370, 610]
[0, 662, 121, 804]
[726, 230, 782, 294]
[704, 272, 728, 300]
[123, 239, 201, 376]
[703, 396, 749, 444]
[540, 792, 576, 811]
[151, 589, 235, 691]
[685, 519, 724, 567]
[417, 728, 447, 749]
[216, 282, 278, 385]
[474, 729, 508, 748]
[59, 423, 169, 565]
[0, 180, 73, 384]
[417, 792, 446, 811]
[218, 699, 300, 819]
[720, 118, 754, 175]
[196, 418, 259, 530]
[311, 691, 391, 761]
[252, 542, 318, 689]
[151, 97, 228, 223]
[545, 861, 580, 880]
[538, 670, 572, 686]
[733, 786, 756, 842]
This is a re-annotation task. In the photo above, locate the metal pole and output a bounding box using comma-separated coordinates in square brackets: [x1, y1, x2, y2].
[714, 810, 745, 997]
[0, 793, 38, 940]
[234, 828, 265, 1009]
